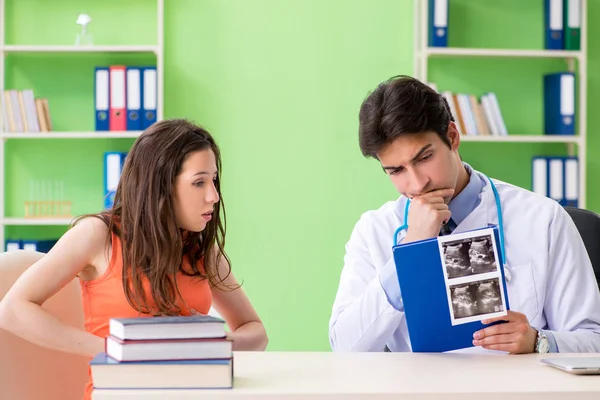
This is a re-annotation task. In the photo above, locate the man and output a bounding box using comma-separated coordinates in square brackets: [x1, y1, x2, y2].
[329, 75, 600, 353]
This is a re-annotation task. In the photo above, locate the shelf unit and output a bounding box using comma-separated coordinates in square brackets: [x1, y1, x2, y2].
[0, 45, 159, 53]
[459, 135, 582, 144]
[1, 217, 74, 226]
[425, 47, 583, 59]
[413, 0, 587, 209]
[0, 131, 143, 139]
[0, 0, 164, 251]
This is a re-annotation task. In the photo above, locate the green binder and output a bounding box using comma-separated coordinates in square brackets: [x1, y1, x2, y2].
[564, 0, 581, 50]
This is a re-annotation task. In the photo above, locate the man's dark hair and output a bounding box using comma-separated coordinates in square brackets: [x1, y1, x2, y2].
[358, 75, 454, 159]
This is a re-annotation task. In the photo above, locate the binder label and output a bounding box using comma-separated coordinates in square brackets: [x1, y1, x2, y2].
[568, 0, 581, 28]
[550, 0, 563, 30]
[433, 0, 448, 27]
[561, 74, 575, 117]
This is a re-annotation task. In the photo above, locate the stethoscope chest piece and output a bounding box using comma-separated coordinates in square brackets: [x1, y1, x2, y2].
[504, 265, 512, 283]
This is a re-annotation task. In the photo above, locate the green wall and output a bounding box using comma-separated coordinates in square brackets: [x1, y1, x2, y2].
[3, 0, 598, 351]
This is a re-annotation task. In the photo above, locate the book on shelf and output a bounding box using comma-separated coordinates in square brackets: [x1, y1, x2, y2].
[1, 89, 52, 133]
[430, 69, 577, 139]
[438, 89, 507, 137]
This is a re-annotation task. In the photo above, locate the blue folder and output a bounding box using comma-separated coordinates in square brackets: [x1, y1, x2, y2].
[428, 0, 448, 47]
[5, 239, 21, 252]
[20, 239, 57, 253]
[533, 155, 579, 207]
[544, 72, 575, 135]
[103, 152, 127, 209]
[392, 225, 510, 352]
[141, 66, 157, 129]
[94, 67, 110, 131]
[544, 0, 564, 50]
[126, 67, 142, 131]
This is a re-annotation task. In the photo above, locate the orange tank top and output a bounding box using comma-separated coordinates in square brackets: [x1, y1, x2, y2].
[79, 231, 213, 400]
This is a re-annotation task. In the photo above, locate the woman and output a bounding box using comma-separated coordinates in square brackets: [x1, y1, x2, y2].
[0, 119, 268, 399]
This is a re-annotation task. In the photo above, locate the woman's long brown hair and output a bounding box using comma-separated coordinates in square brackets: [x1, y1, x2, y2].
[73, 119, 234, 316]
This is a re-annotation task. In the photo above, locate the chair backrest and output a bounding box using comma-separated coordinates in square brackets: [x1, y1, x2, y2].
[563, 206, 600, 289]
[0, 250, 90, 400]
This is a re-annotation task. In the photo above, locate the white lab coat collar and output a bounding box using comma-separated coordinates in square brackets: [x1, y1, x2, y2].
[453, 169, 496, 234]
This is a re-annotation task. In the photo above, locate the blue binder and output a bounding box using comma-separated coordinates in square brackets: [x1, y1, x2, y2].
[95, 67, 110, 131]
[392, 226, 510, 352]
[532, 156, 548, 198]
[428, 0, 448, 47]
[531, 156, 578, 207]
[544, 0, 564, 50]
[544, 72, 575, 135]
[562, 156, 579, 207]
[21, 239, 57, 253]
[126, 67, 142, 131]
[104, 152, 127, 209]
[141, 66, 157, 129]
[5, 239, 21, 252]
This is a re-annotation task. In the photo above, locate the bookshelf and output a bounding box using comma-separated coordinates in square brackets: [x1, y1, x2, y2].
[0, 131, 143, 139]
[1, 45, 159, 53]
[0, 0, 164, 251]
[1, 217, 74, 226]
[425, 47, 583, 59]
[460, 135, 581, 144]
[413, 0, 587, 209]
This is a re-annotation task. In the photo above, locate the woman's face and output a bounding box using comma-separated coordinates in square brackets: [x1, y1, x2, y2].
[172, 149, 220, 232]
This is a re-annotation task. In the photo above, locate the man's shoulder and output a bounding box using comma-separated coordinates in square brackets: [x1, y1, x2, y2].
[360, 197, 404, 220]
[353, 197, 405, 231]
[492, 178, 563, 216]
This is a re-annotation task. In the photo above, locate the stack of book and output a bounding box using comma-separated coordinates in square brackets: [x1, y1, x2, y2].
[90, 314, 233, 392]
[2, 89, 52, 133]
[440, 91, 507, 137]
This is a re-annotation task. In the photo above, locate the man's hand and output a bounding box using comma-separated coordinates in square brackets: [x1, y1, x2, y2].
[472, 310, 538, 354]
[404, 188, 454, 243]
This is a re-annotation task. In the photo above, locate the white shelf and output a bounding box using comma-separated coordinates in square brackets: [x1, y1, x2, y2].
[413, 0, 588, 209]
[0, 0, 165, 251]
[1, 131, 143, 139]
[460, 135, 581, 144]
[1, 218, 74, 226]
[425, 47, 582, 59]
[1, 45, 158, 54]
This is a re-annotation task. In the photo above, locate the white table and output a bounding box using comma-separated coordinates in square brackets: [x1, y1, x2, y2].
[92, 351, 600, 399]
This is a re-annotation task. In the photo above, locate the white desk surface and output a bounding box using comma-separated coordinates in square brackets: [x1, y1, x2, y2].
[92, 351, 600, 400]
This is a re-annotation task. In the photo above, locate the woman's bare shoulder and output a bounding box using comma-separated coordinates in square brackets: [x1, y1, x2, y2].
[71, 216, 113, 280]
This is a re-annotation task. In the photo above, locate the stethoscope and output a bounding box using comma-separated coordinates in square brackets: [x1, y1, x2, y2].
[393, 175, 511, 282]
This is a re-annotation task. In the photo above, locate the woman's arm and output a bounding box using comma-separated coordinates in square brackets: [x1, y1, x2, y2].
[0, 217, 109, 357]
[210, 254, 268, 351]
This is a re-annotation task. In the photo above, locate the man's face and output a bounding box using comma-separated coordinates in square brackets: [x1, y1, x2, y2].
[376, 129, 460, 203]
